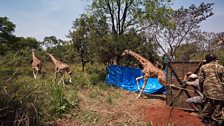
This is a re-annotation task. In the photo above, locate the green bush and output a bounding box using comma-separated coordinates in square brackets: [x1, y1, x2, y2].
[49, 84, 79, 117]
[0, 67, 80, 125]
[0, 66, 14, 81]
[0, 80, 43, 125]
[74, 72, 91, 89]
[218, 55, 224, 66]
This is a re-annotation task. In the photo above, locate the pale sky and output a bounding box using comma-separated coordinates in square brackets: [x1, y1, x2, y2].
[0, 0, 224, 41]
[171, 0, 224, 33]
[0, 0, 90, 41]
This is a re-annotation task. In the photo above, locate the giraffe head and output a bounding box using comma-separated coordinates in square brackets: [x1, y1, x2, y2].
[121, 49, 130, 56]
[32, 48, 35, 52]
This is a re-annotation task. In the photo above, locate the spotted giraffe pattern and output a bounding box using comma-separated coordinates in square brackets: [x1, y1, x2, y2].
[32, 49, 42, 79]
[47, 53, 72, 85]
[121, 49, 166, 98]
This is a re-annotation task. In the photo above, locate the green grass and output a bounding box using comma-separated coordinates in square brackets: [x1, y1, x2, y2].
[0, 61, 110, 125]
[0, 61, 180, 125]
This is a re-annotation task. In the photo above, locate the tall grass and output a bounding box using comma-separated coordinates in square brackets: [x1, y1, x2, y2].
[0, 64, 81, 125]
[48, 84, 79, 118]
[0, 55, 110, 125]
[0, 77, 43, 125]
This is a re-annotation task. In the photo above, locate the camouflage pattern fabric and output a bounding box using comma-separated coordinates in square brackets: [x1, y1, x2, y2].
[198, 61, 224, 121]
[198, 61, 224, 101]
[200, 98, 224, 122]
[184, 75, 204, 104]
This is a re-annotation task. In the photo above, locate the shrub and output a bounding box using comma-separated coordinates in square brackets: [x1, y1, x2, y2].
[48, 84, 79, 117]
[0, 80, 43, 125]
[0, 67, 80, 125]
[218, 55, 224, 66]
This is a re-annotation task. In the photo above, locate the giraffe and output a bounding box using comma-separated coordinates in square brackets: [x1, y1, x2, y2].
[47, 53, 72, 85]
[121, 49, 167, 98]
[31, 49, 42, 79]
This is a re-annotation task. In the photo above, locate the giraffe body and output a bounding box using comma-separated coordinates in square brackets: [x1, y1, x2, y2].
[32, 49, 42, 79]
[48, 53, 72, 85]
[121, 49, 166, 98]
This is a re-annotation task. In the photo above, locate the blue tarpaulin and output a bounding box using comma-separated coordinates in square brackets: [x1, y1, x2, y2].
[106, 65, 166, 94]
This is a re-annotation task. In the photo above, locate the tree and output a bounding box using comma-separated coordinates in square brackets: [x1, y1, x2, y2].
[41, 36, 65, 49]
[0, 17, 15, 40]
[17, 37, 40, 49]
[178, 31, 224, 64]
[148, 2, 214, 60]
[174, 43, 200, 61]
[41, 36, 71, 63]
[69, 14, 100, 71]
[89, 0, 170, 64]
[213, 32, 224, 49]
[187, 31, 216, 52]
[92, 0, 137, 35]
[0, 17, 16, 55]
[209, 32, 224, 65]
[0, 17, 41, 55]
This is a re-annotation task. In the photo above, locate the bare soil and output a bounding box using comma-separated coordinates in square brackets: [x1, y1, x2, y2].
[52, 88, 204, 126]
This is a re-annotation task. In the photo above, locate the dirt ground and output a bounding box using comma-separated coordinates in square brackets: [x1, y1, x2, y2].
[132, 94, 204, 126]
[52, 88, 205, 126]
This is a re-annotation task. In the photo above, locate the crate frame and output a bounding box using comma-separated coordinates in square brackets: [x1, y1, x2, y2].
[165, 60, 205, 111]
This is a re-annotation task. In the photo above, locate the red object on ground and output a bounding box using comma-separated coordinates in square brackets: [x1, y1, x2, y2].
[142, 106, 204, 126]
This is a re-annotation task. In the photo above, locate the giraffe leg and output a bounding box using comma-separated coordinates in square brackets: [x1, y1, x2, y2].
[58, 76, 62, 85]
[35, 71, 39, 79]
[137, 77, 149, 99]
[158, 73, 166, 86]
[68, 71, 72, 83]
[62, 76, 65, 86]
[35, 67, 39, 79]
[136, 76, 143, 91]
[54, 68, 59, 81]
[58, 73, 65, 86]
[69, 75, 72, 83]
[54, 71, 57, 81]
[33, 70, 37, 79]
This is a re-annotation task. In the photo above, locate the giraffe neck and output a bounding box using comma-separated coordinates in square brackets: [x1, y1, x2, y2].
[32, 50, 37, 60]
[129, 51, 152, 67]
[49, 55, 60, 65]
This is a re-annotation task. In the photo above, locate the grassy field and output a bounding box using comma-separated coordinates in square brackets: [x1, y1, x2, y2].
[1, 60, 206, 126]
[0, 61, 153, 125]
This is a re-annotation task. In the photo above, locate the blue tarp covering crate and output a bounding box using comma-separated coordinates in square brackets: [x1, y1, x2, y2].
[106, 65, 166, 94]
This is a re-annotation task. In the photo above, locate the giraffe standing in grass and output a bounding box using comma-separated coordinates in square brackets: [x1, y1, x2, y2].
[47, 53, 72, 85]
[31, 49, 42, 79]
[121, 49, 167, 98]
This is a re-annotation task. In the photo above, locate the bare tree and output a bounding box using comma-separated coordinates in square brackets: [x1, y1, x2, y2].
[212, 32, 224, 49]
[147, 2, 214, 60]
[188, 31, 216, 51]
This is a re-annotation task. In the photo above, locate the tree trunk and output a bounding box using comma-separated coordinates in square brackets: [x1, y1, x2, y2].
[82, 59, 85, 72]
